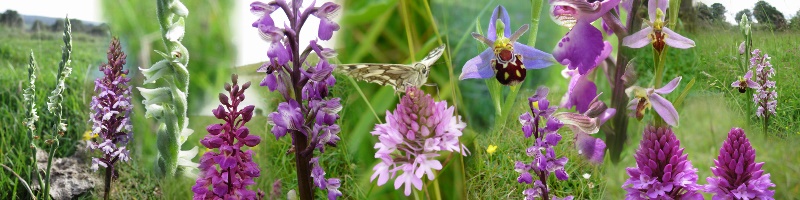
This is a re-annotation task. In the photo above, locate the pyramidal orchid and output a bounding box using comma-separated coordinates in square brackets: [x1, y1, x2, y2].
[549, 0, 620, 75]
[370, 87, 468, 196]
[459, 5, 555, 86]
[515, 87, 573, 200]
[88, 38, 133, 199]
[623, 125, 702, 199]
[622, 0, 695, 52]
[704, 127, 775, 199]
[626, 76, 681, 127]
[252, 1, 343, 199]
[193, 75, 261, 199]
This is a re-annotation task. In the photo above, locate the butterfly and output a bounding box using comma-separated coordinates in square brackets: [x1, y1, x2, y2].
[336, 44, 446, 92]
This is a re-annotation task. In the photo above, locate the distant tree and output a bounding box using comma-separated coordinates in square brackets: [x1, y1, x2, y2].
[50, 19, 65, 32]
[735, 9, 753, 24]
[790, 10, 800, 30]
[0, 10, 24, 28]
[88, 23, 110, 36]
[31, 20, 46, 32]
[753, 1, 787, 30]
[695, 3, 714, 22]
[710, 3, 726, 22]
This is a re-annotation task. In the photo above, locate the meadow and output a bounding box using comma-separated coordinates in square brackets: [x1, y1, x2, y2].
[1, 0, 798, 199]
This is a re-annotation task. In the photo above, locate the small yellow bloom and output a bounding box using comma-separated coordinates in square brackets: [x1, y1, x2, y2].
[82, 130, 97, 141]
[486, 145, 498, 155]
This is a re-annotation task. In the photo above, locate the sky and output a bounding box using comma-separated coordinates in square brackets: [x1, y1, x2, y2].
[0, 0, 103, 23]
[697, 0, 800, 24]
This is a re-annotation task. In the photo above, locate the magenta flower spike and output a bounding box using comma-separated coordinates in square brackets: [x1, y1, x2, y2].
[626, 76, 681, 127]
[459, 5, 556, 86]
[193, 75, 262, 199]
[370, 87, 468, 196]
[624, 125, 702, 199]
[705, 128, 775, 199]
[549, 0, 620, 75]
[622, 0, 695, 52]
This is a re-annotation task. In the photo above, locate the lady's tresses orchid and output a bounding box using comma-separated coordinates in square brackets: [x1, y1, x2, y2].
[626, 76, 681, 127]
[622, 0, 695, 52]
[549, 0, 620, 75]
[460, 5, 555, 86]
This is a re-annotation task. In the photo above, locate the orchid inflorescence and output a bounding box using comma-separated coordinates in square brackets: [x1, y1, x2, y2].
[251, 0, 343, 199]
[370, 87, 468, 196]
[88, 38, 133, 199]
[193, 75, 262, 199]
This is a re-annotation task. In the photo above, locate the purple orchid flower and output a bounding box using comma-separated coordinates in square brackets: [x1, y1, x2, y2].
[549, 0, 621, 75]
[622, 0, 694, 52]
[626, 76, 681, 127]
[624, 126, 702, 199]
[705, 128, 775, 199]
[460, 5, 555, 86]
[731, 71, 759, 93]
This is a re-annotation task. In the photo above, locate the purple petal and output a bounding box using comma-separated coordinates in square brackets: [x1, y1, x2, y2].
[518, 171, 533, 184]
[654, 76, 681, 94]
[318, 19, 339, 41]
[575, 131, 606, 163]
[622, 27, 653, 48]
[745, 80, 759, 88]
[648, 0, 668, 21]
[488, 5, 511, 41]
[663, 27, 695, 49]
[555, 169, 569, 180]
[553, 20, 604, 75]
[260, 73, 278, 91]
[566, 73, 597, 113]
[513, 42, 555, 70]
[649, 93, 679, 126]
[459, 48, 495, 80]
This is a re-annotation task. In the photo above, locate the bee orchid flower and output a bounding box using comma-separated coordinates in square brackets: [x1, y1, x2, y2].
[622, 0, 695, 52]
[626, 76, 681, 127]
[460, 5, 555, 86]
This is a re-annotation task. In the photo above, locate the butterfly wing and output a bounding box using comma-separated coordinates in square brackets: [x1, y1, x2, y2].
[336, 64, 418, 90]
[418, 44, 446, 68]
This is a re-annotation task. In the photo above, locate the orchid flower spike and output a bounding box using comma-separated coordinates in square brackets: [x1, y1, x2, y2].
[626, 76, 681, 127]
[460, 5, 555, 86]
[622, 0, 695, 52]
[731, 71, 759, 93]
[549, 0, 620, 75]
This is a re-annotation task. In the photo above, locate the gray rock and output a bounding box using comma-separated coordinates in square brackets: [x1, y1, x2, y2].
[32, 143, 100, 200]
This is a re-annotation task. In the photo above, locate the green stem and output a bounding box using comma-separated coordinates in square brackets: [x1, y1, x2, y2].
[43, 140, 59, 200]
[1, 164, 36, 200]
[528, 0, 543, 46]
[763, 116, 768, 135]
[433, 178, 442, 200]
[413, 188, 422, 200]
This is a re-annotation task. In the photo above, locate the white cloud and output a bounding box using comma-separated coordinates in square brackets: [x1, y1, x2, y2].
[0, 0, 103, 23]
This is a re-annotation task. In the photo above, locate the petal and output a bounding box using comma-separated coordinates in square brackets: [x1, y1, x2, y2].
[488, 5, 511, 41]
[567, 73, 597, 113]
[649, 94, 679, 126]
[553, 112, 598, 134]
[318, 19, 339, 41]
[459, 48, 495, 80]
[743, 71, 753, 79]
[575, 131, 606, 163]
[622, 27, 653, 48]
[663, 27, 695, 49]
[745, 80, 759, 88]
[654, 76, 682, 94]
[553, 20, 604, 75]
[648, 0, 668, 21]
[513, 42, 556, 70]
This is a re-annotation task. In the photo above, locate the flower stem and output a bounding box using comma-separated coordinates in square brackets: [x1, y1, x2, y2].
[43, 140, 59, 199]
[104, 165, 113, 200]
[528, 0, 544, 46]
[433, 178, 442, 200]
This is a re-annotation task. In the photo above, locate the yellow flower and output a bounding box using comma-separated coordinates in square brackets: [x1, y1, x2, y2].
[486, 145, 498, 155]
[82, 130, 97, 141]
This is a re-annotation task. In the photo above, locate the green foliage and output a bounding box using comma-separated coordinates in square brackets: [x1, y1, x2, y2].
[0, 27, 108, 199]
[101, 0, 234, 114]
[710, 3, 726, 22]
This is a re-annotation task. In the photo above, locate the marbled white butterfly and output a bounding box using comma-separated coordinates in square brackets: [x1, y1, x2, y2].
[337, 44, 445, 92]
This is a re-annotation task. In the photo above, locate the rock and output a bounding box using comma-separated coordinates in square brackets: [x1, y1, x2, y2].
[32, 143, 100, 200]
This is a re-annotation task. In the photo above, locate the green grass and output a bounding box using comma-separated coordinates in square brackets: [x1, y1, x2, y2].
[0, 27, 109, 199]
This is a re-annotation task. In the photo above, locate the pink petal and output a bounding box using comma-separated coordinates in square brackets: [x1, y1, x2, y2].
[649, 94, 679, 126]
[622, 27, 653, 48]
[654, 76, 681, 94]
[648, 0, 668, 21]
[663, 27, 695, 49]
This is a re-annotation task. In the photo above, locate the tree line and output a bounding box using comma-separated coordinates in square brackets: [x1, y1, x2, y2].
[1, 9, 109, 36]
[694, 0, 800, 31]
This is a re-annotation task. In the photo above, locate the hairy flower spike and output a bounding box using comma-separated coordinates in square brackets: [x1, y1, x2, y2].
[193, 75, 261, 199]
[623, 125, 702, 199]
[253, 0, 343, 198]
[370, 87, 468, 196]
[704, 128, 775, 199]
[138, 0, 198, 177]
